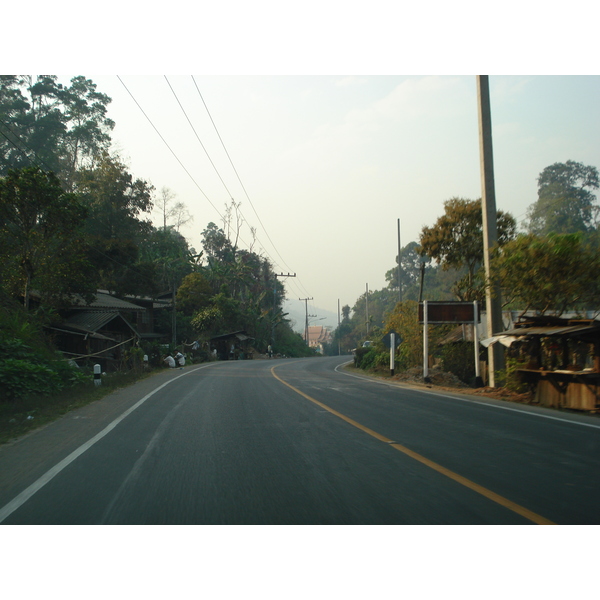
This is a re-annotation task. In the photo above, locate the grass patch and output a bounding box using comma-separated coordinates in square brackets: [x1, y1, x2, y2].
[0, 368, 158, 446]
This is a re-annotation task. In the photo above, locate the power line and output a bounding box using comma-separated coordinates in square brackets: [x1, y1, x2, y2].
[190, 76, 312, 297]
[165, 76, 312, 300]
[162, 76, 281, 269]
[118, 75, 314, 304]
[117, 75, 224, 221]
[164, 76, 237, 201]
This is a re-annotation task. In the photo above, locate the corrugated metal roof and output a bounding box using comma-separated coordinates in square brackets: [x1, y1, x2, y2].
[70, 292, 145, 311]
[498, 324, 599, 337]
[62, 311, 139, 336]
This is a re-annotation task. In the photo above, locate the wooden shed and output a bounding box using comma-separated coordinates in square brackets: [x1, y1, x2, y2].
[493, 316, 600, 411]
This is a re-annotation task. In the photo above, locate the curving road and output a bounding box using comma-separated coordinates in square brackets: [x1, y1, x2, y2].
[1, 356, 599, 524]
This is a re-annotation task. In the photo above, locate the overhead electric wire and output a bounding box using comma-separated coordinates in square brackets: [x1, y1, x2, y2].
[119, 75, 277, 266]
[164, 76, 237, 202]
[163, 76, 296, 284]
[191, 76, 296, 272]
[190, 76, 314, 300]
[163, 76, 278, 266]
[119, 75, 315, 305]
[117, 75, 224, 221]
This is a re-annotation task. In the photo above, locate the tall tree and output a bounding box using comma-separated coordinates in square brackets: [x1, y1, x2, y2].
[0, 167, 94, 309]
[0, 76, 114, 189]
[490, 232, 600, 316]
[526, 161, 599, 236]
[154, 186, 193, 232]
[75, 153, 155, 295]
[419, 197, 516, 301]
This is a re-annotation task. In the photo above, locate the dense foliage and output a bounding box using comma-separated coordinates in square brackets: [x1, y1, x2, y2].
[0, 75, 315, 402]
[335, 162, 599, 384]
[2, 74, 599, 394]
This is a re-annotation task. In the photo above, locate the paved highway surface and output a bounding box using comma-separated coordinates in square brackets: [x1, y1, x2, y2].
[1, 356, 599, 524]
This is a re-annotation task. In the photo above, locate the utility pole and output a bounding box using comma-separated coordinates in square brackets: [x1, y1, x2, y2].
[397, 218, 402, 304]
[477, 75, 504, 386]
[337, 298, 341, 356]
[299, 297, 313, 345]
[272, 273, 296, 345]
[365, 283, 370, 337]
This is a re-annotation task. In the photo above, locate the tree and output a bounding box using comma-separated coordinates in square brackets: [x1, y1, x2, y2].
[0, 76, 114, 189]
[176, 272, 212, 316]
[0, 167, 94, 309]
[75, 153, 155, 295]
[419, 197, 516, 301]
[490, 233, 600, 316]
[526, 161, 599, 236]
[154, 186, 193, 232]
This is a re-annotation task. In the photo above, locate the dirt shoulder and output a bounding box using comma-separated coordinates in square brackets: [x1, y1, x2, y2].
[343, 363, 535, 405]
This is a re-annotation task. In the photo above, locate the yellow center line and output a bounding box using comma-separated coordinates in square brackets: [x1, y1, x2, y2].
[270, 365, 556, 525]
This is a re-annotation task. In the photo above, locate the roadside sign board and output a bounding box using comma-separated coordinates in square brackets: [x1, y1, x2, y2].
[418, 301, 481, 324]
[382, 330, 402, 348]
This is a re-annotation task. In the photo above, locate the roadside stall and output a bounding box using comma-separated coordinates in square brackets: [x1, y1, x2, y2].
[490, 316, 600, 411]
[209, 331, 255, 360]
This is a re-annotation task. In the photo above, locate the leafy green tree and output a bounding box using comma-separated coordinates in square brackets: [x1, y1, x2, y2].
[0, 76, 114, 189]
[176, 272, 213, 316]
[490, 232, 600, 316]
[419, 197, 516, 301]
[75, 153, 155, 295]
[526, 161, 599, 236]
[0, 167, 94, 309]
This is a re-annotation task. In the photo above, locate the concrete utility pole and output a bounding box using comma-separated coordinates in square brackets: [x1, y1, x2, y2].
[299, 297, 313, 345]
[397, 219, 402, 304]
[477, 75, 505, 386]
[338, 299, 341, 356]
[365, 283, 370, 337]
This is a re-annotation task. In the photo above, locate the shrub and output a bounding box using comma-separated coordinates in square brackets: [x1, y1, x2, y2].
[440, 341, 475, 385]
[0, 359, 62, 401]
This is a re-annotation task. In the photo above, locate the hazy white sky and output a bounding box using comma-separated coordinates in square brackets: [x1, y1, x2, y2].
[9, 3, 600, 322]
[83, 74, 600, 320]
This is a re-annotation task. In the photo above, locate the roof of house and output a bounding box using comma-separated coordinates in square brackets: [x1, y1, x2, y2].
[210, 330, 255, 342]
[70, 291, 146, 311]
[61, 311, 140, 337]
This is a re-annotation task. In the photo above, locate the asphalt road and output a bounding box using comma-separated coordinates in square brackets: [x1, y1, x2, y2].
[1, 356, 599, 524]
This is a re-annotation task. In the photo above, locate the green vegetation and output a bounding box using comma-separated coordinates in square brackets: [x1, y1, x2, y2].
[0, 368, 154, 445]
[2, 75, 599, 399]
[0, 75, 318, 417]
[331, 162, 599, 387]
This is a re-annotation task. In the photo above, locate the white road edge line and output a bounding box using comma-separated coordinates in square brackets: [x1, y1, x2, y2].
[0, 363, 216, 524]
[334, 361, 600, 431]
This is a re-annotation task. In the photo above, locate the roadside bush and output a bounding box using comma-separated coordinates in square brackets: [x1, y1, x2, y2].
[440, 341, 475, 385]
[0, 331, 89, 401]
[353, 346, 385, 370]
[353, 346, 370, 368]
[498, 357, 529, 393]
[0, 359, 62, 400]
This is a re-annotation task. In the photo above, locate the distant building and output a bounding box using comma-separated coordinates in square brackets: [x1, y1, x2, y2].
[304, 325, 332, 353]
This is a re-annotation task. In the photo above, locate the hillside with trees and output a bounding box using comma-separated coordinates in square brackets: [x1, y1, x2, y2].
[329, 162, 600, 385]
[0, 75, 313, 405]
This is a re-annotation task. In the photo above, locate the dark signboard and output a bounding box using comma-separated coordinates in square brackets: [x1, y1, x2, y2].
[382, 330, 402, 348]
[418, 301, 481, 324]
